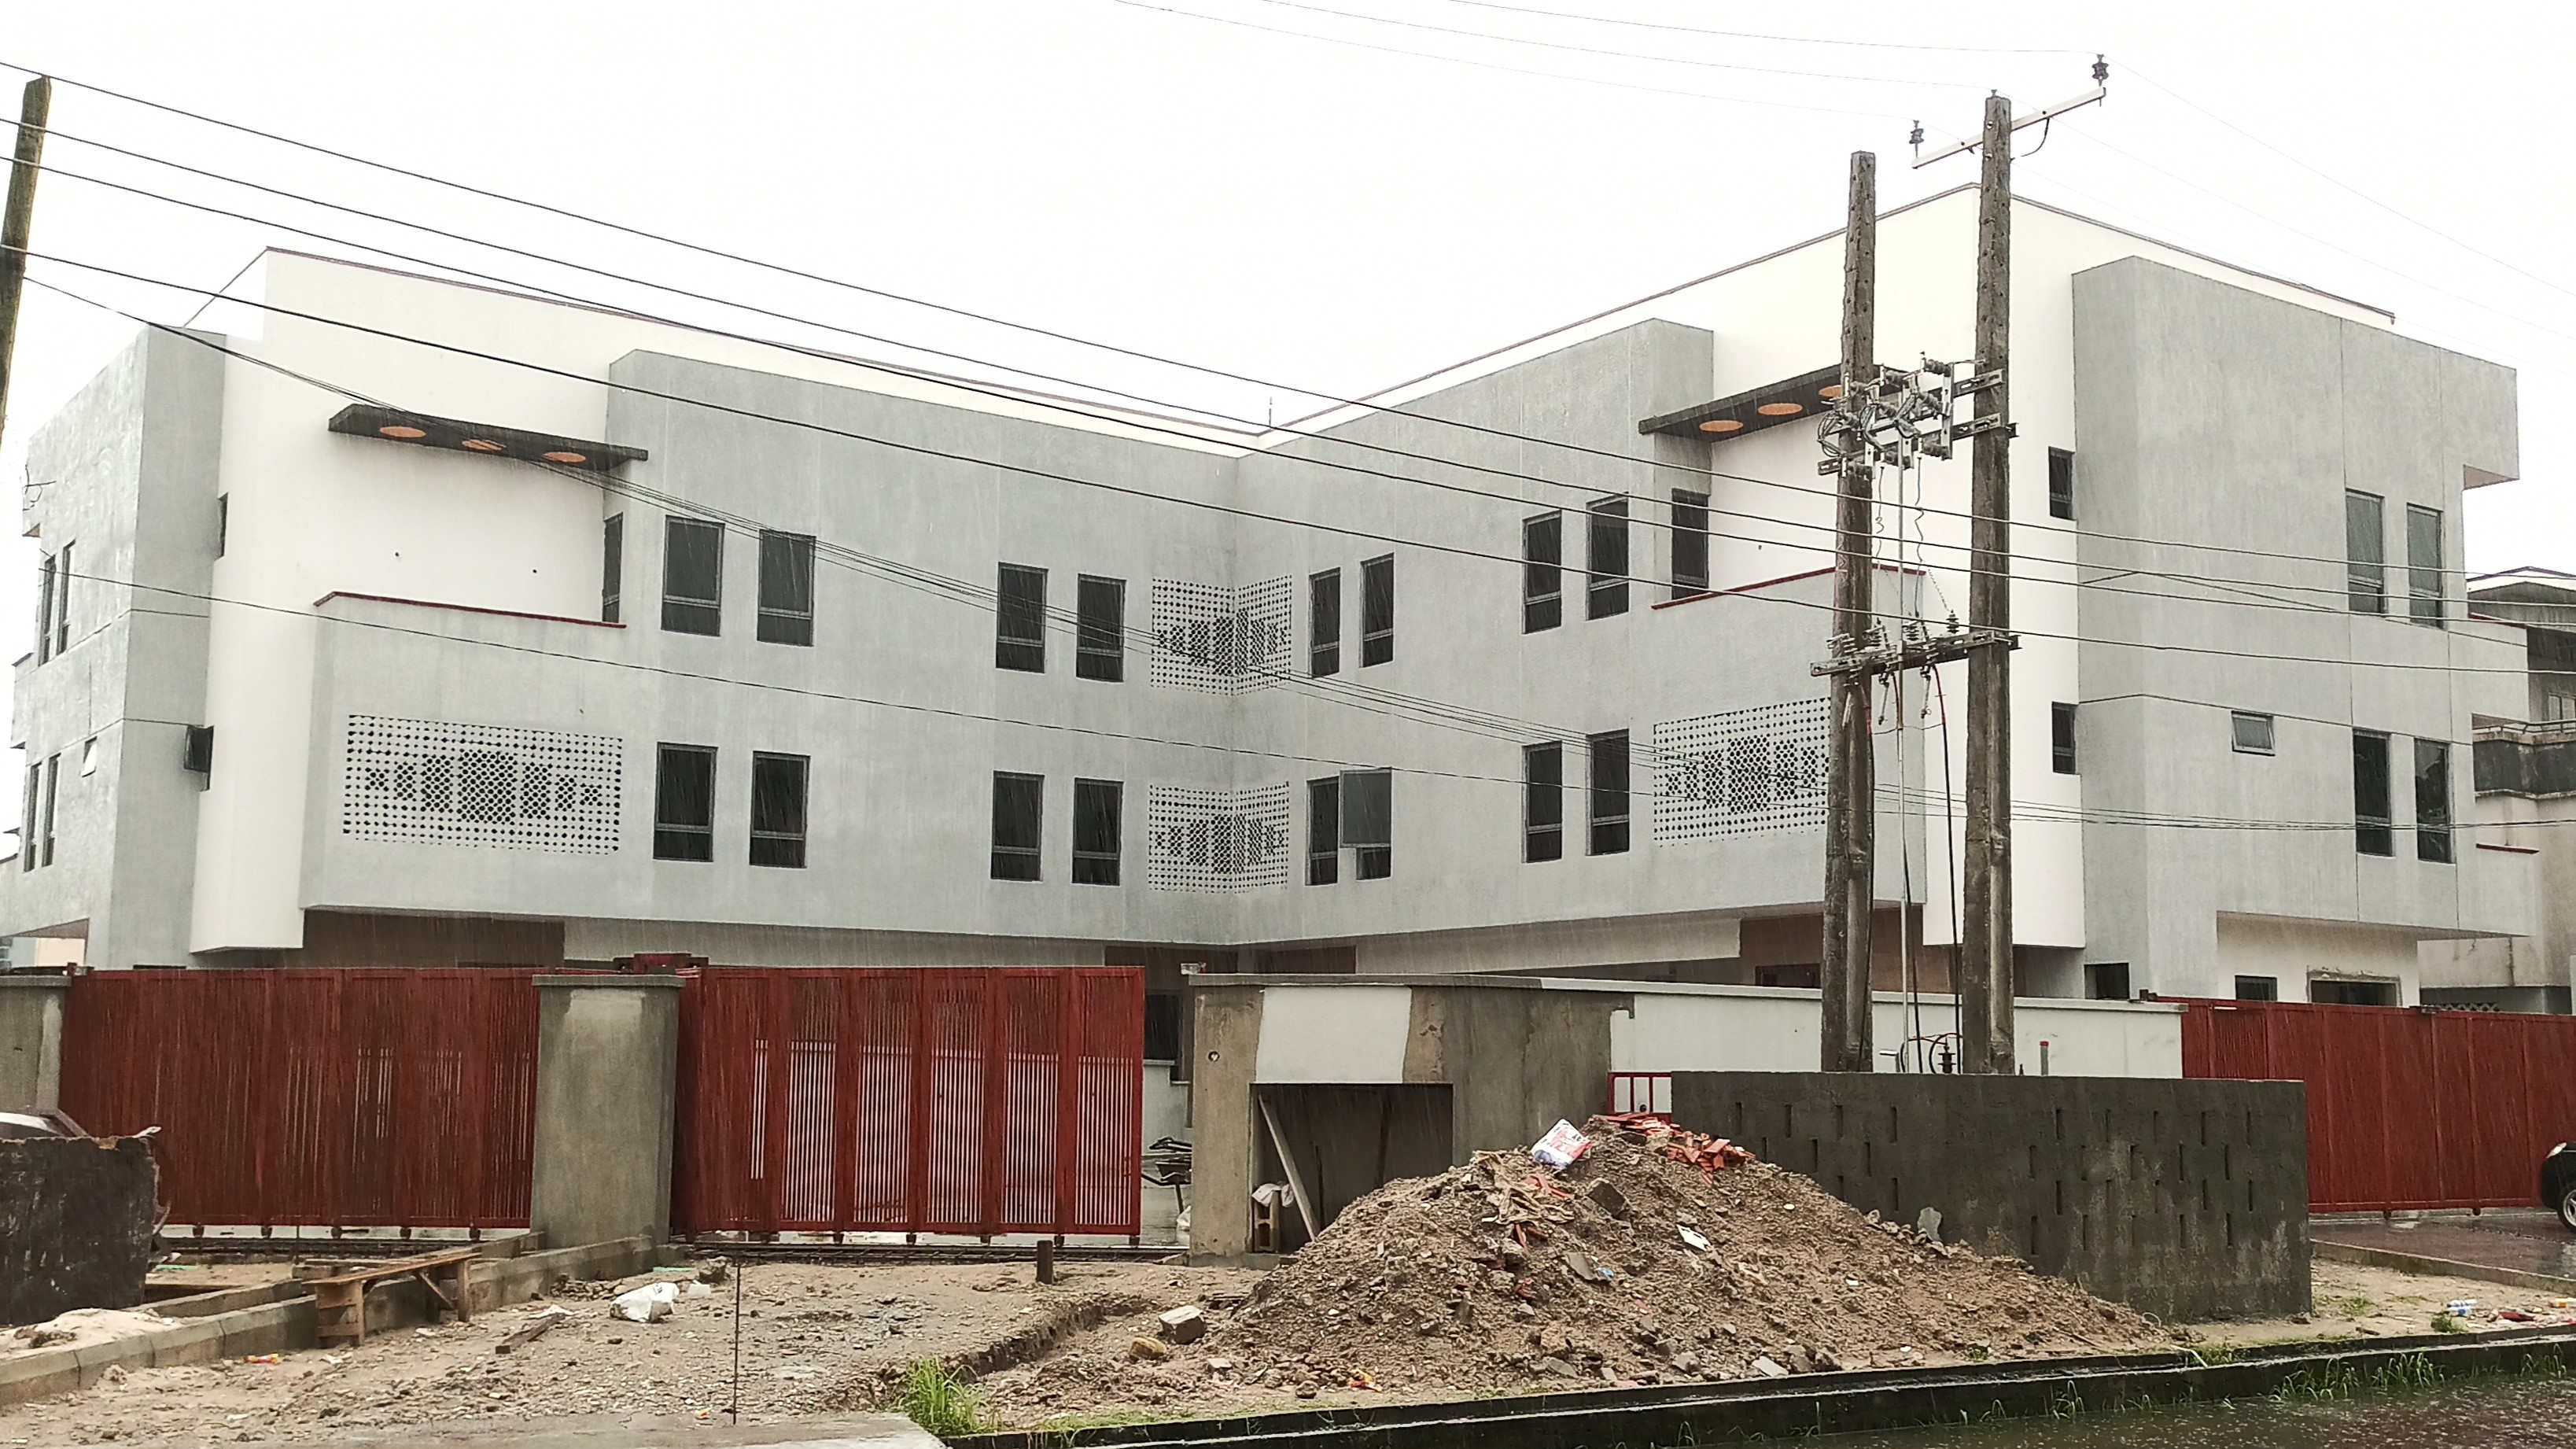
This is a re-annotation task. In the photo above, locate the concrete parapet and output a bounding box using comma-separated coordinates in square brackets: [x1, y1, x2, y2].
[0, 974, 68, 1112]
[529, 975, 684, 1251]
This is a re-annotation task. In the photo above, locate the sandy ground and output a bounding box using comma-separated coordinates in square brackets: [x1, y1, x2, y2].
[1, 1254, 2567, 1444]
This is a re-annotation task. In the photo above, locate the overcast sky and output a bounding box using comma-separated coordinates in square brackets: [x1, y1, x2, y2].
[0, 0, 2568, 677]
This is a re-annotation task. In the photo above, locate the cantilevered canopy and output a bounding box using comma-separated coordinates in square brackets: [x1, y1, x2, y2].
[326, 404, 648, 473]
[1638, 365, 1840, 441]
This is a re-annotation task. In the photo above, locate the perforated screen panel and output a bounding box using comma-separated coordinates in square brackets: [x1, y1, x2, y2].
[343, 714, 623, 853]
[1150, 577, 1293, 694]
[1653, 699, 1829, 842]
[1145, 783, 1292, 890]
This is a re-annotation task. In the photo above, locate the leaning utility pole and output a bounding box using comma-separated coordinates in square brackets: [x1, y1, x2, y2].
[1818, 150, 1878, 1074]
[0, 75, 50, 459]
[1959, 93, 2017, 1075]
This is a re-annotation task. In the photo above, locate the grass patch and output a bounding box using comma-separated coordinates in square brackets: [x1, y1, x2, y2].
[2337, 1296, 2374, 1318]
[2374, 1353, 2438, 1392]
[897, 1359, 990, 1438]
[2269, 1362, 2361, 1403]
[2431, 1313, 2467, 1335]
[2191, 1343, 2240, 1366]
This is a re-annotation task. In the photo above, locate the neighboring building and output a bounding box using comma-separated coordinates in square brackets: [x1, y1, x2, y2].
[2420, 570, 2576, 1012]
[0, 186, 2533, 1012]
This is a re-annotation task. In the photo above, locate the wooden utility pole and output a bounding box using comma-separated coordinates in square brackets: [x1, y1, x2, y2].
[1959, 93, 2017, 1075]
[1819, 150, 1878, 1074]
[0, 76, 51, 459]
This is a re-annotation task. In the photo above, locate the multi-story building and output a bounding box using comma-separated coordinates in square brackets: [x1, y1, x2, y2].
[1, 186, 2534, 1015]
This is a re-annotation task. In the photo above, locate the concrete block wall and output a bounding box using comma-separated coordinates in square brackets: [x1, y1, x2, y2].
[1669, 1071, 2310, 1320]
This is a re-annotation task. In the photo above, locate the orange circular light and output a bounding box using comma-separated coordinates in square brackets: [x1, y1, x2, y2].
[460, 438, 506, 453]
[1756, 402, 1804, 417]
[378, 425, 427, 440]
[540, 451, 588, 464]
[1819, 385, 1844, 400]
[1698, 418, 1745, 434]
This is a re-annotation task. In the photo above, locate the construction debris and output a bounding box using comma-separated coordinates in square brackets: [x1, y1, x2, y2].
[493, 1307, 570, 1355]
[1156, 1305, 1207, 1344]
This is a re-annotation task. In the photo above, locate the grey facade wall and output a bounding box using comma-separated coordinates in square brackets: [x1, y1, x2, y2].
[2071, 258, 2526, 999]
[1669, 1070, 2310, 1321]
[527, 975, 682, 1248]
[0, 329, 222, 967]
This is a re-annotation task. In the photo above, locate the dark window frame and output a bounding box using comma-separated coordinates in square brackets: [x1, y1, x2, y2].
[1670, 489, 1710, 599]
[2231, 710, 2275, 755]
[600, 514, 623, 624]
[1073, 777, 1122, 884]
[1306, 776, 1340, 885]
[991, 771, 1044, 880]
[2415, 737, 2453, 864]
[652, 743, 717, 862]
[1587, 730, 1630, 856]
[2085, 962, 2132, 1001]
[18, 760, 35, 872]
[2047, 448, 2075, 521]
[2346, 489, 2386, 615]
[996, 564, 1048, 673]
[32, 553, 52, 665]
[2051, 702, 2077, 775]
[749, 751, 809, 868]
[1076, 575, 1126, 683]
[51, 543, 70, 659]
[1523, 513, 1562, 633]
[38, 752, 57, 868]
[1587, 497, 1629, 619]
[1524, 741, 1564, 863]
[216, 495, 230, 559]
[2407, 503, 2445, 629]
[660, 518, 724, 636]
[2354, 728, 2394, 856]
[1360, 555, 1395, 667]
[756, 531, 816, 647]
[2234, 975, 2278, 1001]
[1310, 570, 1342, 677]
[1341, 768, 1392, 879]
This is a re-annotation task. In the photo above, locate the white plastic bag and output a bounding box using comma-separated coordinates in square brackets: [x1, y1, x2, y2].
[611, 1281, 679, 1323]
[1531, 1119, 1591, 1168]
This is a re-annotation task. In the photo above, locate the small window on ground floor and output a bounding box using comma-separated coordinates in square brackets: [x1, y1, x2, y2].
[2234, 975, 2277, 1001]
[2084, 961, 2130, 1001]
[2311, 979, 2398, 1007]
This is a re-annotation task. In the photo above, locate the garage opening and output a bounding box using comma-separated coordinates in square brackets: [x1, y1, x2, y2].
[1251, 1084, 1451, 1252]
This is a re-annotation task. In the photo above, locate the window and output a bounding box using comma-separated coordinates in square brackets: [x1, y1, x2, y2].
[2313, 979, 2397, 1007]
[1360, 555, 1395, 666]
[1076, 576, 1126, 683]
[1523, 514, 1562, 632]
[995, 564, 1047, 673]
[32, 553, 53, 664]
[991, 771, 1043, 880]
[1306, 776, 1340, 885]
[1670, 490, 1709, 598]
[2047, 448, 2075, 521]
[1144, 992, 1181, 1062]
[51, 544, 71, 658]
[2231, 711, 2276, 755]
[182, 725, 213, 776]
[1342, 768, 1392, 879]
[2084, 962, 2130, 1001]
[757, 531, 816, 646]
[2407, 505, 2444, 628]
[652, 744, 717, 861]
[1587, 497, 1628, 618]
[1524, 742, 1564, 863]
[2346, 489, 2385, 614]
[2416, 738, 2452, 864]
[216, 495, 229, 559]
[37, 753, 57, 868]
[77, 738, 96, 777]
[17, 762, 32, 872]
[1310, 570, 1341, 677]
[2234, 975, 2278, 1001]
[1073, 778, 1122, 884]
[600, 514, 623, 624]
[661, 518, 724, 636]
[749, 752, 808, 868]
[2353, 729, 2393, 856]
[1587, 731, 1630, 855]
[2051, 702, 2077, 775]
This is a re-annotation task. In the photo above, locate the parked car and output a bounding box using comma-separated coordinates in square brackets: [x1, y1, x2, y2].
[2547, 1142, 2576, 1230]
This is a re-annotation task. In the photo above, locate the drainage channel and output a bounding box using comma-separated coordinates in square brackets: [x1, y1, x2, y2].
[951, 1326, 2576, 1449]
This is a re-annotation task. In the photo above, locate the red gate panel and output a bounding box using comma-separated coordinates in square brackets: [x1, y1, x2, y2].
[670, 968, 1143, 1239]
[55, 970, 538, 1230]
[2180, 997, 2576, 1213]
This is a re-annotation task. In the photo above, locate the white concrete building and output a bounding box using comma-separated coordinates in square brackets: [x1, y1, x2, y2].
[0, 186, 2535, 1020]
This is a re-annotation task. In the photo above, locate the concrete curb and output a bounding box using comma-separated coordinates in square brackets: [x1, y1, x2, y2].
[2312, 1237, 2576, 1296]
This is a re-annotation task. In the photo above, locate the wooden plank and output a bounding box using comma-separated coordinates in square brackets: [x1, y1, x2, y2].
[1256, 1093, 1321, 1241]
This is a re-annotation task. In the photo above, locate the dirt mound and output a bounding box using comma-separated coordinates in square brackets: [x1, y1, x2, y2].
[1009, 1115, 2165, 1410]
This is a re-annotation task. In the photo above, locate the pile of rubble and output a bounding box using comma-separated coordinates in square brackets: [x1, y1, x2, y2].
[1001, 1115, 2166, 1411]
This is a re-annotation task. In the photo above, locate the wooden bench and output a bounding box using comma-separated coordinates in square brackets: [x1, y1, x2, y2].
[309, 1248, 478, 1347]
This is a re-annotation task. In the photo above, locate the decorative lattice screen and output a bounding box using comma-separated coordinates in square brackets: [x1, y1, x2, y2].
[1150, 577, 1293, 694]
[1652, 699, 1829, 842]
[342, 714, 622, 853]
[1145, 783, 1292, 890]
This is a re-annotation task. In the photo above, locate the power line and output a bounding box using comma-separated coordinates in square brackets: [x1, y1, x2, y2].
[8, 61, 2523, 585]
[21, 243, 2557, 683]
[1430, 0, 2089, 56]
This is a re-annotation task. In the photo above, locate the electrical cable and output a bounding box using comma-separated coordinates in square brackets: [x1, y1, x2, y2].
[1429, 0, 2090, 56]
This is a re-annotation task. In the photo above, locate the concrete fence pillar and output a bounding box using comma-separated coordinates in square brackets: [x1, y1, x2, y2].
[528, 975, 683, 1250]
[0, 975, 68, 1112]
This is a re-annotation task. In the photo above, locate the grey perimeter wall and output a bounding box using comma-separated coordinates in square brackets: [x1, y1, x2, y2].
[1669, 1072, 2309, 1321]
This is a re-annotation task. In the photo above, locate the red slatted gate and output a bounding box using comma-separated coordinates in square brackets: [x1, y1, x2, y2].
[2180, 997, 2576, 1212]
[57, 970, 538, 1229]
[670, 968, 1143, 1239]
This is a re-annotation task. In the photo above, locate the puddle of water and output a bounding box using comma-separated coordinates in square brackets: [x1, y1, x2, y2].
[1815, 1373, 2576, 1447]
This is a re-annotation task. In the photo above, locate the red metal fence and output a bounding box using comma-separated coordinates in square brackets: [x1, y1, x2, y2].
[670, 968, 1143, 1239]
[57, 969, 538, 1229]
[2180, 997, 2576, 1213]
